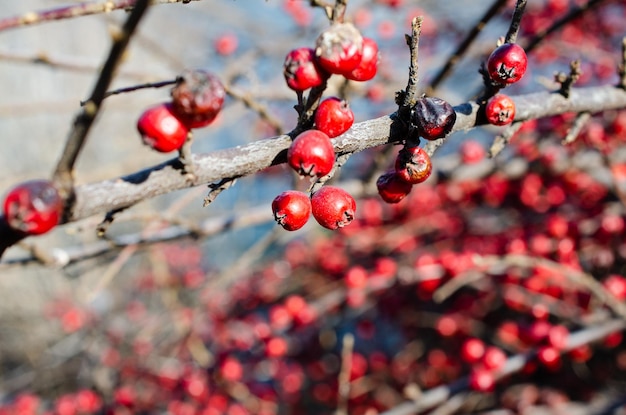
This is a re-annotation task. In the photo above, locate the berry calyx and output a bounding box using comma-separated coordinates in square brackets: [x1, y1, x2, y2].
[394, 145, 432, 184]
[411, 96, 457, 140]
[287, 130, 335, 178]
[3, 180, 63, 235]
[485, 94, 516, 126]
[376, 172, 413, 204]
[171, 70, 225, 129]
[343, 37, 379, 81]
[311, 186, 356, 230]
[137, 103, 189, 153]
[315, 22, 364, 74]
[283, 47, 329, 92]
[272, 191, 312, 231]
[487, 43, 528, 85]
[314, 97, 354, 138]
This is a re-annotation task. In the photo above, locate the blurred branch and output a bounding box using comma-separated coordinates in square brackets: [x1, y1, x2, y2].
[0, 0, 201, 32]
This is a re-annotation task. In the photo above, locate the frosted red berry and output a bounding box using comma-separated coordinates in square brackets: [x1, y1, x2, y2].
[287, 130, 335, 178]
[311, 186, 356, 230]
[314, 97, 354, 138]
[171, 70, 225, 129]
[137, 103, 189, 152]
[485, 94, 516, 126]
[272, 191, 312, 231]
[315, 22, 364, 74]
[487, 43, 528, 85]
[3, 180, 63, 235]
[283, 47, 329, 92]
[394, 145, 432, 184]
[411, 96, 457, 140]
[376, 172, 413, 204]
[343, 37, 379, 81]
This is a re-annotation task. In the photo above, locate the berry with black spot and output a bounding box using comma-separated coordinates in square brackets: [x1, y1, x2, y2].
[487, 43, 528, 85]
[485, 94, 516, 126]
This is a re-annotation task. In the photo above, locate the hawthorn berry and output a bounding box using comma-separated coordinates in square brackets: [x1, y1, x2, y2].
[394, 145, 432, 184]
[460, 338, 486, 364]
[411, 96, 457, 140]
[314, 97, 354, 138]
[343, 37, 379, 81]
[287, 130, 335, 178]
[460, 139, 486, 164]
[487, 43, 528, 85]
[376, 172, 413, 204]
[271, 191, 312, 231]
[3, 179, 63, 235]
[315, 22, 364, 74]
[311, 186, 356, 230]
[469, 368, 495, 392]
[482, 346, 507, 370]
[137, 103, 189, 152]
[171, 70, 225, 129]
[283, 47, 329, 92]
[485, 94, 516, 126]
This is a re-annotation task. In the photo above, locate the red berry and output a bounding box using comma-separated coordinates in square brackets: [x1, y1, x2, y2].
[411, 96, 457, 140]
[314, 97, 354, 138]
[171, 70, 225, 129]
[343, 37, 379, 81]
[394, 145, 432, 184]
[376, 172, 413, 204]
[137, 103, 189, 152]
[487, 43, 528, 85]
[485, 94, 516, 126]
[547, 325, 570, 350]
[537, 346, 561, 370]
[460, 139, 486, 164]
[3, 180, 63, 235]
[469, 368, 495, 392]
[271, 191, 311, 231]
[311, 186, 356, 230]
[287, 130, 335, 177]
[214, 33, 238, 56]
[315, 22, 364, 74]
[283, 47, 329, 92]
[482, 346, 507, 370]
[603, 274, 626, 300]
[460, 338, 485, 364]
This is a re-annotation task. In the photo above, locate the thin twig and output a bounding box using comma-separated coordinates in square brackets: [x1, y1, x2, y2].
[52, 0, 151, 200]
[489, 121, 523, 157]
[82, 78, 178, 105]
[427, 0, 508, 95]
[504, 0, 528, 44]
[562, 112, 592, 145]
[555, 59, 582, 98]
[619, 37, 626, 89]
[203, 178, 238, 207]
[398, 16, 423, 111]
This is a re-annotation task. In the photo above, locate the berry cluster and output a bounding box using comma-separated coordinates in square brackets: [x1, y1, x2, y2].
[272, 23, 380, 232]
[137, 70, 225, 153]
[484, 43, 529, 126]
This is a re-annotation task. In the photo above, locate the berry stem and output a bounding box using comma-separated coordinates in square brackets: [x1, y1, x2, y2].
[52, 0, 151, 200]
[81, 78, 179, 106]
[504, 0, 527, 44]
[619, 36, 626, 89]
[399, 16, 423, 112]
[555, 60, 582, 98]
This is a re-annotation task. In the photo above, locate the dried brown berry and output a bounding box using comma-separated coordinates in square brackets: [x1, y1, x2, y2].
[171, 69, 225, 129]
[411, 96, 456, 140]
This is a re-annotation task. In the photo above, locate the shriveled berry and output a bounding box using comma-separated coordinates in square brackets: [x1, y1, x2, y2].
[311, 186, 356, 230]
[314, 97, 354, 138]
[487, 43, 528, 85]
[283, 47, 329, 92]
[137, 103, 189, 152]
[315, 22, 364, 74]
[287, 130, 335, 178]
[485, 94, 516, 126]
[272, 191, 311, 231]
[343, 37, 379, 81]
[411, 96, 457, 140]
[394, 145, 432, 184]
[171, 70, 225, 129]
[376, 172, 412, 204]
[3, 180, 63, 235]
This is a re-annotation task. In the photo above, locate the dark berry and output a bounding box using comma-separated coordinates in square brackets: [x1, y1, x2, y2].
[137, 103, 189, 152]
[3, 180, 63, 235]
[283, 47, 329, 92]
[394, 145, 432, 184]
[272, 191, 311, 231]
[311, 186, 356, 230]
[343, 37, 379, 82]
[287, 130, 335, 178]
[315, 23, 364, 74]
[314, 97, 354, 138]
[485, 94, 516, 126]
[487, 43, 528, 85]
[376, 172, 413, 204]
[171, 70, 225, 129]
[411, 96, 457, 140]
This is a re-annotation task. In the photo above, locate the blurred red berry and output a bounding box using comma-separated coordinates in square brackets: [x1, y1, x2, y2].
[3, 179, 63, 235]
[137, 102, 189, 152]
